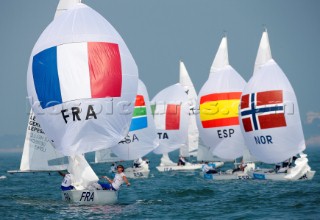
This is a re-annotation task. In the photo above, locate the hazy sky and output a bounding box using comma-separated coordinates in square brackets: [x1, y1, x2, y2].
[0, 0, 319, 144]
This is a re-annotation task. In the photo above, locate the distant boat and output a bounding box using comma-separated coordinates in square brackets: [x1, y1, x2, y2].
[24, 0, 139, 204]
[151, 83, 222, 171]
[179, 60, 224, 169]
[241, 30, 315, 181]
[197, 36, 255, 180]
[95, 80, 159, 178]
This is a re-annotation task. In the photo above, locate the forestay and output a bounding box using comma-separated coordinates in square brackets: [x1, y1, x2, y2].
[27, 3, 138, 156]
[197, 37, 247, 160]
[179, 61, 199, 157]
[239, 31, 305, 163]
[152, 84, 189, 154]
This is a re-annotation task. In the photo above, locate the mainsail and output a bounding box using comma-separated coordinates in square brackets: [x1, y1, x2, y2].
[19, 112, 68, 171]
[27, 3, 139, 156]
[152, 84, 189, 154]
[197, 37, 247, 160]
[179, 61, 199, 157]
[239, 31, 305, 163]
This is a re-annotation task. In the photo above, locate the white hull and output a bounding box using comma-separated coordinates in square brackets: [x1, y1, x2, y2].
[62, 189, 118, 205]
[156, 161, 224, 172]
[124, 167, 150, 178]
[199, 171, 250, 180]
[157, 163, 202, 172]
[248, 170, 316, 181]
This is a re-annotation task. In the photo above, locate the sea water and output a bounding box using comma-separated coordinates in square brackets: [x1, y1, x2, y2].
[0, 147, 319, 219]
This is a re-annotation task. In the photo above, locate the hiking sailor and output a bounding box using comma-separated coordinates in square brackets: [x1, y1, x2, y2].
[178, 156, 186, 166]
[202, 161, 218, 174]
[100, 165, 130, 191]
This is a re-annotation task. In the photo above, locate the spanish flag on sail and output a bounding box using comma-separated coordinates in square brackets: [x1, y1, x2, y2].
[199, 92, 241, 128]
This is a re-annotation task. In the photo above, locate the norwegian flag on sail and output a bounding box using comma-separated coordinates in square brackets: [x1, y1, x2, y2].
[240, 90, 287, 132]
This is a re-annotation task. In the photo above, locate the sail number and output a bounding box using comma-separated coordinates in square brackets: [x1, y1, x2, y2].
[80, 192, 94, 202]
[63, 192, 71, 202]
[133, 172, 144, 177]
[217, 129, 234, 138]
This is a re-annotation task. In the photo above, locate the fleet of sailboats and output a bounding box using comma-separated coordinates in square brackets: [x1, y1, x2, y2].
[7, 0, 316, 206]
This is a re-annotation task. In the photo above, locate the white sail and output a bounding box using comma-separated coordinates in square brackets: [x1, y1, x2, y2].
[27, 3, 138, 156]
[152, 83, 189, 154]
[179, 61, 199, 157]
[197, 37, 247, 160]
[109, 80, 158, 160]
[95, 148, 120, 163]
[19, 112, 68, 171]
[54, 0, 81, 19]
[68, 154, 99, 190]
[196, 138, 232, 162]
[239, 31, 305, 163]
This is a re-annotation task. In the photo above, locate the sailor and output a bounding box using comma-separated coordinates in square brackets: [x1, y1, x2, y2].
[133, 158, 143, 168]
[58, 171, 74, 191]
[100, 165, 130, 191]
[202, 161, 217, 174]
[289, 156, 298, 168]
[233, 159, 247, 173]
[178, 156, 186, 166]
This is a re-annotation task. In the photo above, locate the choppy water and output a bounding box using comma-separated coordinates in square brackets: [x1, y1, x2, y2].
[0, 147, 319, 219]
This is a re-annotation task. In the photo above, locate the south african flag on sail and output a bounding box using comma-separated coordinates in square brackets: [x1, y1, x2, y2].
[129, 95, 148, 131]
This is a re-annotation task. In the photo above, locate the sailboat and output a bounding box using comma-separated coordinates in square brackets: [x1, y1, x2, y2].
[242, 30, 315, 181]
[25, 1, 139, 204]
[197, 36, 255, 180]
[151, 83, 202, 172]
[95, 79, 159, 178]
[179, 61, 224, 168]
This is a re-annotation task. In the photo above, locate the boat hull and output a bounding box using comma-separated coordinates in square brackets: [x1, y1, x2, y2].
[157, 161, 224, 172]
[125, 167, 150, 178]
[199, 171, 250, 180]
[61, 189, 118, 205]
[248, 170, 316, 181]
